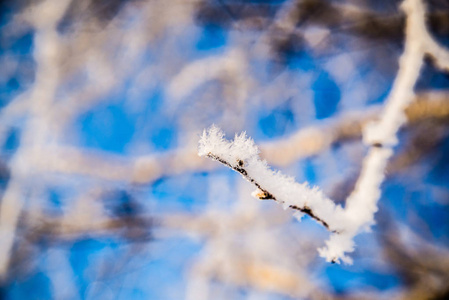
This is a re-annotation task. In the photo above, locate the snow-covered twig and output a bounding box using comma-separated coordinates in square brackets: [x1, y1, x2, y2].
[199, 126, 347, 235]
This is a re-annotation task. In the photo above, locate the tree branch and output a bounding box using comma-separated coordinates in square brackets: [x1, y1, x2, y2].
[199, 0, 449, 264]
[205, 153, 333, 231]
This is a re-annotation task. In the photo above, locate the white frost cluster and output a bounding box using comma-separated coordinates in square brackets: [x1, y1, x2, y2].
[319, 148, 392, 264]
[198, 125, 260, 169]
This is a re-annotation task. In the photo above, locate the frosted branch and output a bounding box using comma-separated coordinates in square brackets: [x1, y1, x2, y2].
[199, 0, 449, 264]
[199, 126, 346, 234]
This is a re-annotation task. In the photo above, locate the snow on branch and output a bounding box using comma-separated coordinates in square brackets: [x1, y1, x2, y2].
[198, 0, 449, 265]
[199, 126, 346, 235]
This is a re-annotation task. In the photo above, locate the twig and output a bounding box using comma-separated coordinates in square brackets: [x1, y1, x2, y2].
[205, 153, 333, 231]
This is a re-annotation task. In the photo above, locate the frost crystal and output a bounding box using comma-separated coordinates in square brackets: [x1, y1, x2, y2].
[199, 125, 259, 168]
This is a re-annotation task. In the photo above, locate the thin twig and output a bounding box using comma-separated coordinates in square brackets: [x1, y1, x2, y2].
[205, 153, 334, 231]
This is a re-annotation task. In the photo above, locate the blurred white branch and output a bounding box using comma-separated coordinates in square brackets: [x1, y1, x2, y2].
[327, 0, 449, 263]
[0, 0, 72, 277]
